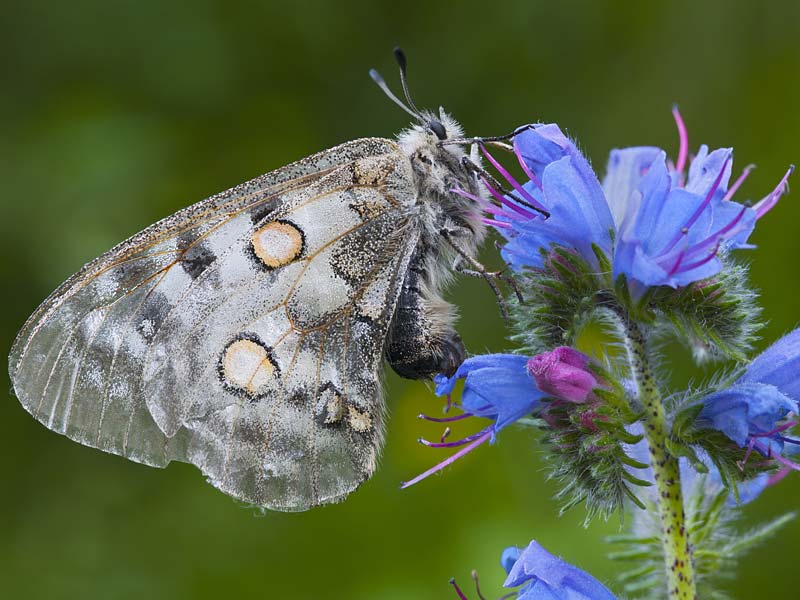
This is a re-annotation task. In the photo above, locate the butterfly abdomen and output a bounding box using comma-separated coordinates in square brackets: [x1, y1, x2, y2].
[386, 247, 465, 379]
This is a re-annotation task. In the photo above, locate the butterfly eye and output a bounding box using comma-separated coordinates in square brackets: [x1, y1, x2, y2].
[428, 120, 447, 141]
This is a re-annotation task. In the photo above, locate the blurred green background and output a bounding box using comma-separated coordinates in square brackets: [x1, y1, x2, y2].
[1, 1, 799, 598]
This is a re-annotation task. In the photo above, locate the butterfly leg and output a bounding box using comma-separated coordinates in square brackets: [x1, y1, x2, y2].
[440, 230, 522, 324]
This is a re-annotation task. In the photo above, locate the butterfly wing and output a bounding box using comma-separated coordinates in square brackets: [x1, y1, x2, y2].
[9, 138, 419, 511]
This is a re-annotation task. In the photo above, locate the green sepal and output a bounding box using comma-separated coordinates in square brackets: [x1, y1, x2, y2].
[592, 243, 613, 278]
[649, 255, 763, 365]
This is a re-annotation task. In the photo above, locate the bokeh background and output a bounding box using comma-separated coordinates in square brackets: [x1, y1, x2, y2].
[2, 1, 799, 598]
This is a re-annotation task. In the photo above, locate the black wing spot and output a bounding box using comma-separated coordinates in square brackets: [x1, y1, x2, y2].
[177, 231, 217, 279]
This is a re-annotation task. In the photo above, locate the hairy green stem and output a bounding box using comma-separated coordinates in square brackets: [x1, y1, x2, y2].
[624, 320, 697, 600]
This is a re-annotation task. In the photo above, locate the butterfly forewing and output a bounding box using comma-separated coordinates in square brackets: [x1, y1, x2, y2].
[9, 138, 418, 511]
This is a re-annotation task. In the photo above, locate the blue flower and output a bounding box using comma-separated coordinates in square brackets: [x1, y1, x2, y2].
[739, 326, 800, 401]
[463, 110, 793, 296]
[434, 354, 542, 434]
[402, 354, 544, 488]
[697, 328, 800, 471]
[501, 540, 617, 600]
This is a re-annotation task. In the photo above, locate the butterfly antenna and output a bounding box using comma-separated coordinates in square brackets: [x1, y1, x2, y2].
[369, 67, 419, 120]
[393, 47, 423, 116]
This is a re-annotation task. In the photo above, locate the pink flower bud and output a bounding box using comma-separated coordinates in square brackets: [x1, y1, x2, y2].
[527, 347, 599, 403]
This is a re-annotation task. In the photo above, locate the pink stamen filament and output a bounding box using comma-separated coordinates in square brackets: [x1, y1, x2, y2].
[667, 246, 688, 277]
[768, 466, 793, 487]
[751, 420, 798, 437]
[513, 141, 543, 189]
[481, 177, 539, 219]
[778, 436, 800, 445]
[449, 579, 469, 600]
[723, 164, 755, 201]
[419, 428, 490, 448]
[672, 106, 689, 177]
[679, 240, 722, 272]
[400, 428, 493, 489]
[418, 412, 473, 423]
[482, 218, 512, 230]
[752, 440, 800, 472]
[663, 155, 731, 254]
[482, 205, 512, 218]
[480, 144, 549, 213]
[450, 185, 490, 207]
[680, 204, 749, 264]
[739, 437, 757, 468]
[753, 165, 794, 219]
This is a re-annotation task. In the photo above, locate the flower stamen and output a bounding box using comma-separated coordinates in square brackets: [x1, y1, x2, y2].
[481, 177, 540, 219]
[663, 154, 732, 254]
[418, 428, 492, 448]
[752, 440, 800, 472]
[401, 428, 493, 489]
[417, 412, 473, 423]
[471, 570, 488, 600]
[723, 164, 755, 201]
[480, 144, 548, 214]
[750, 420, 798, 437]
[768, 466, 793, 486]
[449, 578, 469, 600]
[681, 204, 749, 262]
[753, 165, 794, 219]
[482, 218, 512, 229]
[672, 105, 689, 178]
[513, 140, 543, 190]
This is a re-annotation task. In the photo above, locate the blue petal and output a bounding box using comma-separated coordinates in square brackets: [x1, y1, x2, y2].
[454, 353, 529, 377]
[503, 541, 616, 600]
[516, 580, 561, 600]
[603, 146, 662, 228]
[501, 546, 522, 575]
[698, 382, 796, 447]
[514, 124, 579, 180]
[538, 155, 615, 263]
[668, 252, 722, 289]
[707, 198, 757, 250]
[614, 151, 671, 248]
[740, 328, 800, 403]
[434, 373, 457, 396]
[457, 355, 543, 433]
[612, 240, 669, 288]
[685, 145, 733, 201]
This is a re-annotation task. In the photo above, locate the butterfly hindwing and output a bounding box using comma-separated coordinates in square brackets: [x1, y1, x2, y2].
[9, 137, 419, 510]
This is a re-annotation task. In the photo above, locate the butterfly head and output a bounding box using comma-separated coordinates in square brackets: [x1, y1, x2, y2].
[370, 49, 480, 199]
[369, 48, 464, 145]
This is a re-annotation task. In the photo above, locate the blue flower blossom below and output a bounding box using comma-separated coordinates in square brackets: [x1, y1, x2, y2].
[450, 540, 616, 600]
[454, 109, 794, 297]
[401, 354, 544, 489]
[501, 540, 617, 600]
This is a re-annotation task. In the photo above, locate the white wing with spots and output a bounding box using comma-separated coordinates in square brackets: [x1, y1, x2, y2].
[9, 138, 420, 511]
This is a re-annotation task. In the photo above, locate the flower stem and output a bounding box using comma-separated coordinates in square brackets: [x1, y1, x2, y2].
[624, 320, 697, 600]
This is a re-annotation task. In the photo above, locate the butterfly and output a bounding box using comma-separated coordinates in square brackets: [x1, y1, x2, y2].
[8, 49, 528, 511]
